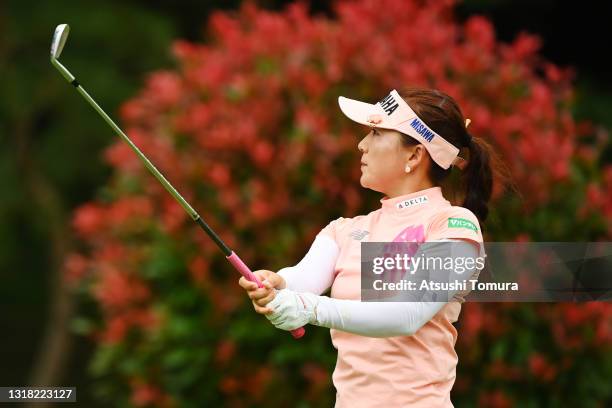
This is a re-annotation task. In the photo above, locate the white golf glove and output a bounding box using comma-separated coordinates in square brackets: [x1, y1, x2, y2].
[265, 289, 320, 331]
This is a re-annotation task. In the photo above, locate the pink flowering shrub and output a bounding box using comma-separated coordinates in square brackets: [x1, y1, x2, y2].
[65, 0, 611, 406]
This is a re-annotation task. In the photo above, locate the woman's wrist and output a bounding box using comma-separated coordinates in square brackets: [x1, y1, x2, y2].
[275, 268, 290, 289]
[265, 289, 321, 330]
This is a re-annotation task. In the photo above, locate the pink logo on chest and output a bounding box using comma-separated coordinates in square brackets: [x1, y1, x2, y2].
[380, 225, 425, 284]
[392, 224, 425, 243]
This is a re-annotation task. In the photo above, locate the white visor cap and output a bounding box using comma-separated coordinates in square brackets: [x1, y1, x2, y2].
[338, 89, 466, 170]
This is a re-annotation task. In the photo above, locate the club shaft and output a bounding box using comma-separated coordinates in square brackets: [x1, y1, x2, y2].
[77, 87, 199, 218]
[52, 58, 305, 338]
[74, 81, 239, 258]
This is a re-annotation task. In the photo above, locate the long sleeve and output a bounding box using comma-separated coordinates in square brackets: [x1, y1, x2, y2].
[314, 297, 446, 338]
[277, 234, 339, 295]
[311, 239, 481, 337]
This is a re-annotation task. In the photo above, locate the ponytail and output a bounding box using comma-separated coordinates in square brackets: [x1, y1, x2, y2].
[399, 87, 516, 223]
[462, 136, 492, 221]
[460, 133, 515, 222]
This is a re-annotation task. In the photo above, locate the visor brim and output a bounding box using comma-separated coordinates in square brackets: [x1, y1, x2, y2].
[338, 96, 395, 129]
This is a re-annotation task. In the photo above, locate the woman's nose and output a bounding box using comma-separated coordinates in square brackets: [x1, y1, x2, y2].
[358, 135, 368, 153]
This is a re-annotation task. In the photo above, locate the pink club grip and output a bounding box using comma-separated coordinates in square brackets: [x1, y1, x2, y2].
[227, 252, 305, 339]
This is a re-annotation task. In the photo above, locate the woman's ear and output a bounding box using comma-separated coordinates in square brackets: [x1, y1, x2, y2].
[404, 144, 420, 162]
[415, 145, 429, 164]
[404, 144, 428, 169]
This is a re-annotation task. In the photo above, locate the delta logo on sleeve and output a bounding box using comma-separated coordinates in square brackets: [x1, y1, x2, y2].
[448, 217, 478, 233]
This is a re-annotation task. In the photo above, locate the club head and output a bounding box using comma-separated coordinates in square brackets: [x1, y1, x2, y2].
[50, 24, 70, 60]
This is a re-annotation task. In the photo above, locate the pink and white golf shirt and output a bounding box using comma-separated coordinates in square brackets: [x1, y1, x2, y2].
[318, 186, 484, 407]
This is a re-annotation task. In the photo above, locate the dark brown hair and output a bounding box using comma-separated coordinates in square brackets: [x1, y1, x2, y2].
[399, 87, 513, 222]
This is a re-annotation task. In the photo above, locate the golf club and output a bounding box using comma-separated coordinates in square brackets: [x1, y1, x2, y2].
[50, 24, 305, 339]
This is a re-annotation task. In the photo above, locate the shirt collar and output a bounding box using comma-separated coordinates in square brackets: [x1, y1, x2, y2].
[380, 186, 447, 215]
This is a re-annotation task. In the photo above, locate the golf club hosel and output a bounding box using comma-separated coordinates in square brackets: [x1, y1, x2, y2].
[50, 59, 75, 83]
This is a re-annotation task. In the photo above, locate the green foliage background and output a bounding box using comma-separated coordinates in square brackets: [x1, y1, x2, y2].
[0, 0, 610, 407]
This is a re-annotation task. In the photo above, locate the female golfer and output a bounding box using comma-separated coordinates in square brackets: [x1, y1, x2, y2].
[239, 88, 501, 407]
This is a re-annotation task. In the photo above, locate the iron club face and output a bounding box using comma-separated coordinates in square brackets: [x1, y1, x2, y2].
[50, 24, 69, 60]
[49, 24, 75, 84]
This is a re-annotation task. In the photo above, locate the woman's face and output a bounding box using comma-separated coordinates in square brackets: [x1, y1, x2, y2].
[358, 128, 410, 193]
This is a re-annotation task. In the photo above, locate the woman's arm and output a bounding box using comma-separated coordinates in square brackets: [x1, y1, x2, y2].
[266, 239, 482, 337]
[276, 234, 339, 295]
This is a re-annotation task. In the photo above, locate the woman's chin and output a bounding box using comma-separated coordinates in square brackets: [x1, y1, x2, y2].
[359, 175, 371, 189]
[360, 176, 385, 193]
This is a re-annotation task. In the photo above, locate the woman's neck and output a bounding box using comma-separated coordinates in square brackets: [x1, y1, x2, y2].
[385, 178, 435, 199]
